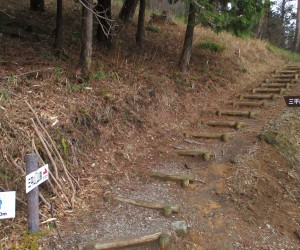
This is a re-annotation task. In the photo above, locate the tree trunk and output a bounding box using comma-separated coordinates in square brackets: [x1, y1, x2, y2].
[80, 0, 93, 80]
[255, 0, 270, 40]
[136, 0, 145, 47]
[96, 0, 112, 47]
[255, 17, 264, 39]
[179, 2, 195, 73]
[280, 0, 287, 48]
[294, 0, 300, 52]
[119, 0, 138, 22]
[54, 0, 63, 51]
[30, 0, 45, 11]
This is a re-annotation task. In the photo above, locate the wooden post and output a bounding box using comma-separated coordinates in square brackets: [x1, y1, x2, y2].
[25, 153, 39, 233]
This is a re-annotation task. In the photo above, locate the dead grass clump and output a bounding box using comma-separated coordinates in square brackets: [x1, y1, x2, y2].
[227, 143, 264, 197]
[262, 109, 300, 169]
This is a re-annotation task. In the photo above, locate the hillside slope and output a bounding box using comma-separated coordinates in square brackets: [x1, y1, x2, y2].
[1, 0, 299, 249]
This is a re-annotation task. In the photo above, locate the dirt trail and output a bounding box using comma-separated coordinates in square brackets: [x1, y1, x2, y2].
[1, 1, 299, 248]
[45, 66, 300, 249]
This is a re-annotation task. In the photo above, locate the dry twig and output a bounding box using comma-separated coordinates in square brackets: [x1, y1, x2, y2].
[26, 101, 76, 208]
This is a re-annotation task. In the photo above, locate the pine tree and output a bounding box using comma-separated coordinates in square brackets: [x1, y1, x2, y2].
[178, 0, 265, 72]
[294, 0, 300, 51]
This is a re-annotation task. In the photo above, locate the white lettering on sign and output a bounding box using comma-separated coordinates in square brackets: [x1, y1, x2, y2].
[0, 191, 16, 219]
[284, 96, 300, 107]
[26, 164, 49, 193]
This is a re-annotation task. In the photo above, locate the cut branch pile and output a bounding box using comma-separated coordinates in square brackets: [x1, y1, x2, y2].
[25, 101, 77, 209]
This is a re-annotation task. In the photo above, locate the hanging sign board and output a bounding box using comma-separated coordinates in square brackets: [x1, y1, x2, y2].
[0, 191, 16, 219]
[26, 164, 49, 193]
[284, 96, 300, 107]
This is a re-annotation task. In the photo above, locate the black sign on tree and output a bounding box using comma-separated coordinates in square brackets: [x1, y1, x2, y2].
[284, 96, 300, 107]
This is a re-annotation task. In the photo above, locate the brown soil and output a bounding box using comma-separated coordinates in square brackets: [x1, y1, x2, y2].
[0, 1, 300, 249]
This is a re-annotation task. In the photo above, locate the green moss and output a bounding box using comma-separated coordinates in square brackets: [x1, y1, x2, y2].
[14, 233, 42, 250]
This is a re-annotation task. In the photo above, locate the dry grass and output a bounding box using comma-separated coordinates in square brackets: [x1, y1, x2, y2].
[0, 0, 290, 246]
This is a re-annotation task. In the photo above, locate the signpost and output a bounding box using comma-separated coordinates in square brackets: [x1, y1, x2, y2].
[284, 96, 300, 107]
[26, 164, 49, 193]
[0, 191, 16, 219]
[25, 153, 50, 233]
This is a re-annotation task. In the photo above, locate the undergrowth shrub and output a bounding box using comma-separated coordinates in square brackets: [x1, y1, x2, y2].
[196, 40, 224, 52]
[266, 44, 300, 61]
[145, 25, 160, 33]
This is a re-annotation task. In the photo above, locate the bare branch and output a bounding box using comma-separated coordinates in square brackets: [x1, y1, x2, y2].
[78, 0, 116, 37]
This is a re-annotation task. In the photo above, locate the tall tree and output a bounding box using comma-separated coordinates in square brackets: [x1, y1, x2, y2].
[178, 0, 264, 73]
[179, 2, 195, 73]
[294, 0, 300, 52]
[119, 0, 138, 21]
[263, 0, 295, 49]
[30, 0, 45, 11]
[54, 0, 63, 51]
[255, 0, 271, 39]
[79, 0, 93, 80]
[136, 0, 146, 47]
[96, 0, 112, 47]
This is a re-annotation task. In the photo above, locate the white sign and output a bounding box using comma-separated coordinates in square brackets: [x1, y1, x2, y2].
[0, 191, 16, 219]
[26, 164, 49, 193]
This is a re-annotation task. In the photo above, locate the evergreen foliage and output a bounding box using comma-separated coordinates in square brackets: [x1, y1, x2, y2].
[184, 0, 264, 37]
[196, 40, 224, 52]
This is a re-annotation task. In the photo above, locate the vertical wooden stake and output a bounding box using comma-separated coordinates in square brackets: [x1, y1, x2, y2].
[26, 153, 39, 233]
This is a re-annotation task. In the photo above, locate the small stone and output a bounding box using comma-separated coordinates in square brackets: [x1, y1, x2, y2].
[171, 220, 188, 237]
[163, 206, 172, 217]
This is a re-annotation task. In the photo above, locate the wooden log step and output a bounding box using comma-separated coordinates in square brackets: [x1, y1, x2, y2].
[284, 65, 300, 69]
[261, 83, 290, 88]
[184, 132, 232, 142]
[216, 110, 257, 118]
[111, 196, 179, 216]
[202, 120, 246, 129]
[271, 74, 298, 79]
[150, 172, 196, 187]
[274, 69, 299, 74]
[252, 88, 285, 94]
[264, 79, 299, 84]
[229, 101, 266, 108]
[239, 94, 278, 100]
[176, 150, 215, 161]
[78, 231, 171, 250]
[264, 78, 296, 83]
